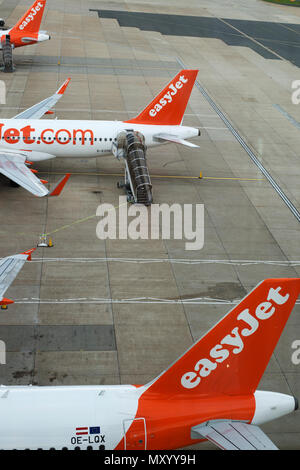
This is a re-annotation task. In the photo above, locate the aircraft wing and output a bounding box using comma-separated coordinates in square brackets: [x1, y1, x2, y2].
[0, 152, 49, 197]
[0, 249, 35, 306]
[153, 133, 199, 148]
[0, 152, 70, 197]
[191, 420, 278, 450]
[12, 78, 71, 120]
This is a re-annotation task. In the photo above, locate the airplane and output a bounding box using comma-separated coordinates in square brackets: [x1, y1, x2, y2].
[0, 0, 50, 70]
[0, 75, 71, 197]
[0, 69, 201, 203]
[0, 275, 299, 450]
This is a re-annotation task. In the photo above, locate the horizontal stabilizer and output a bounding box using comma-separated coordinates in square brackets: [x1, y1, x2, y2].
[191, 420, 278, 450]
[154, 133, 199, 147]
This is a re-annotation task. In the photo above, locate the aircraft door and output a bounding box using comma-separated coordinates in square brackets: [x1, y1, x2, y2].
[123, 417, 147, 450]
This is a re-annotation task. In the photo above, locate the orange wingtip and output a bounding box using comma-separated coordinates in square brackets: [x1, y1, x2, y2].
[40, 179, 49, 184]
[30, 168, 38, 174]
[45, 110, 54, 115]
[57, 78, 71, 95]
[25, 160, 33, 165]
[0, 298, 14, 306]
[49, 173, 71, 197]
[21, 248, 36, 261]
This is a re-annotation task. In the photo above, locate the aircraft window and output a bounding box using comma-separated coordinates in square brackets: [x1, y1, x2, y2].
[62, 447, 68, 451]
[100, 138, 102, 141]
[109, 138, 112, 141]
[87, 446, 93, 451]
[74, 446, 81, 451]
[104, 138, 107, 141]
[99, 445, 105, 450]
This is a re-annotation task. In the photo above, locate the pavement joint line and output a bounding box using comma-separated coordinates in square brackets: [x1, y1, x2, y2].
[16, 62, 180, 70]
[176, 58, 300, 223]
[0, 107, 222, 118]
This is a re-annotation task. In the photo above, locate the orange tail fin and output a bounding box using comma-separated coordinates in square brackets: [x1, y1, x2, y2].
[146, 279, 300, 397]
[10, 0, 47, 35]
[125, 69, 198, 126]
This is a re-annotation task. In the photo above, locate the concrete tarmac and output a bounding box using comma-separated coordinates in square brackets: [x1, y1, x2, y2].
[0, 0, 299, 450]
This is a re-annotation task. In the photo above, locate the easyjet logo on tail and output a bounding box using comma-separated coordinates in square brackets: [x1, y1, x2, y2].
[19, 2, 44, 30]
[181, 286, 290, 390]
[149, 75, 188, 118]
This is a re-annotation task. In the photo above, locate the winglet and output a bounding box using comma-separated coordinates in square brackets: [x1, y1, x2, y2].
[57, 78, 71, 95]
[0, 298, 14, 308]
[21, 248, 36, 261]
[49, 173, 71, 197]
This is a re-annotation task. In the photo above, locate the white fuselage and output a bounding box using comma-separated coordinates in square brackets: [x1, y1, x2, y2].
[0, 384, 143, 450]
[0, 119, 199, 160]
[0, 384, 295, 450]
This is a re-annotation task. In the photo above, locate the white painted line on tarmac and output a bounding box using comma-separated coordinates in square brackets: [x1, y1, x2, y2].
[273, 104, 300, 129]
[31, 257, 300, 266]
[13, 296, 300, 305]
